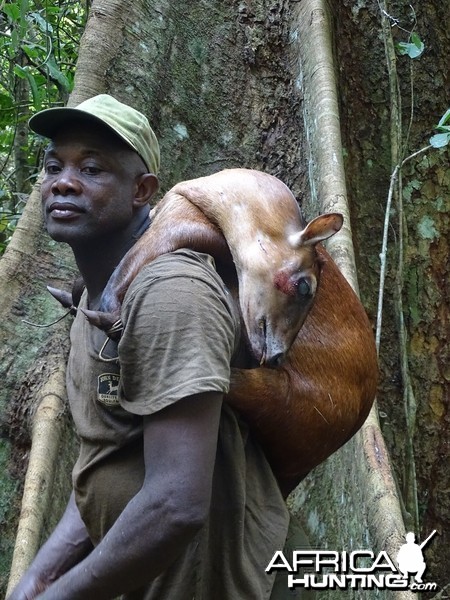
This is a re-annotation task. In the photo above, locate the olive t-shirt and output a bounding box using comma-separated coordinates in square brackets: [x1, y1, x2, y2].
[66, 249, 289, 599]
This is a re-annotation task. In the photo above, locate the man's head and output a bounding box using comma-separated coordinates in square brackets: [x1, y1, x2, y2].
[29, 95, 160, 248]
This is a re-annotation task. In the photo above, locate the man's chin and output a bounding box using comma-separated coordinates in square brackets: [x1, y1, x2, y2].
[45, 226, 74, 243]
[44, 223, 87, 246]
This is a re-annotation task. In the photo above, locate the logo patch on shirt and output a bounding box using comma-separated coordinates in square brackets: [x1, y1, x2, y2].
[97, 373, 121, 406]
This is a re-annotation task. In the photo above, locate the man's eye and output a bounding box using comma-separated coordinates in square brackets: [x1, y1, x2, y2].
[45, 164, 61, 174]
[82, 166, 101, 175]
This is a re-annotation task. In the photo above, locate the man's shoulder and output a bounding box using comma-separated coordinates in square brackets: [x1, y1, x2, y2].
[133, 248, 216, 283]
[130, 249, 219, 288]
[122, 248, 235, 316]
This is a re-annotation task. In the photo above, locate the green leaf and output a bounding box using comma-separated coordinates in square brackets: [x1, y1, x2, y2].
[32, 73, 47, 86]
[2, 4, 21, 22]
[429, 132, 450, 148]
[19, 0, 29, 37]
[29, 11, 53, 34]
[10, 28, 19, 53]
[0, 92, 14, 111]
[396, 34, 424, 59]
[22, 44, 42, 60]
[13, 64, 27, 79]
[45, 56, 72, 93]
[24, 70, 40, 109]
[12, 65, 41, 109]
[410, 32, 423, 49]
[437, 108, 450, 128]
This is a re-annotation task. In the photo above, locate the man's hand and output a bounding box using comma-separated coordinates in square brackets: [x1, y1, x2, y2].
[7, 572, 50, 600]
[7, 493, 93, 600]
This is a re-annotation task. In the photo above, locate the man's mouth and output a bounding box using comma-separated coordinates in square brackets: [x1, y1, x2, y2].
[48, 201, 85, 219]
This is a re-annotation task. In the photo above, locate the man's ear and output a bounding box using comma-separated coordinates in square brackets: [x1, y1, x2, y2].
[134, 173, 159, 207]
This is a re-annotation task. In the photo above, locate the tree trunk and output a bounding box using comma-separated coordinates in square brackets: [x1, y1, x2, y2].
[332, 0, 449, 588]
[1, 0, 447, 595]
[13, 60, 32, 198]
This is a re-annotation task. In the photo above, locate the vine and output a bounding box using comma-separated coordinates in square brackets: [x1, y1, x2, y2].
[376, 0, 449, 534]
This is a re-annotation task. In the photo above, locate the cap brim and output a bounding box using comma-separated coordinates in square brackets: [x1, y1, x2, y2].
[29, 107, 120, 141]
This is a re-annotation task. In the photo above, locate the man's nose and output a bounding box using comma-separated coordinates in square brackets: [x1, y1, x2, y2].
[50, 168, 82, 195]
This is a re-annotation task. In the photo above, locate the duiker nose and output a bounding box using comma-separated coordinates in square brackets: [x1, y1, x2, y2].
[266, 352, 285, 368]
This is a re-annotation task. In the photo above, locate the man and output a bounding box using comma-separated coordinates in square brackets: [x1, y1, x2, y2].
[8, 94, 290, 599]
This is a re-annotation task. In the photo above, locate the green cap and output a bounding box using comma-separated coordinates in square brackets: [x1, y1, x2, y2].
[29, 94, 160, 174]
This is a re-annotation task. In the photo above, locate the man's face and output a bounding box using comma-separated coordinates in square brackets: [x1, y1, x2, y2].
[41, 122, 145, 245]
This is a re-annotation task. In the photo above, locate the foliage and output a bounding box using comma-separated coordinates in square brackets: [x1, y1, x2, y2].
[391, 16, 449, 149]
[429, 108, 450, 148]
[0, 0, 87, 254]
[395, 31, 424, 59]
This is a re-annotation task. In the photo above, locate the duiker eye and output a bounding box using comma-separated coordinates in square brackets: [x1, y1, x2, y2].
[297, 278, 311, 297]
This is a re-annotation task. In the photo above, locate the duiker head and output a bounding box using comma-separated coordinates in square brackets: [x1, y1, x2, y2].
[173, 169, 343, 366]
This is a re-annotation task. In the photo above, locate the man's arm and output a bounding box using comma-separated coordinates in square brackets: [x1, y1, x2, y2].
[7, 492, 94, 600]
[35, 391, 223, 600]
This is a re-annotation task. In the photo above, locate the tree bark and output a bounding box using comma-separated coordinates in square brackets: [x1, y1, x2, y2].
[332, 0, 449, 587]
[6, 366, 66, 594]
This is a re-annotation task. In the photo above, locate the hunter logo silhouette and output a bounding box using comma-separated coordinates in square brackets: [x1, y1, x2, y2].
[396, 530, 436, 583]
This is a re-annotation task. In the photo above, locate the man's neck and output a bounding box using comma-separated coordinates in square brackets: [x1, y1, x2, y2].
[72, 212, 150, 308]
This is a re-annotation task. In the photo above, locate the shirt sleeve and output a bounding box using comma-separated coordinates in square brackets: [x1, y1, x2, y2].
[117, 251, 239, 416]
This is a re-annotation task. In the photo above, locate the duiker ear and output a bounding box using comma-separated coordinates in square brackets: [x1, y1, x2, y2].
[289, 213, 343, 248]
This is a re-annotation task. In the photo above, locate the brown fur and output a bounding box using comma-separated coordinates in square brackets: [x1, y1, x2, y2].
[101, 195, 233, 315]
[228, 246, 378, 496]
